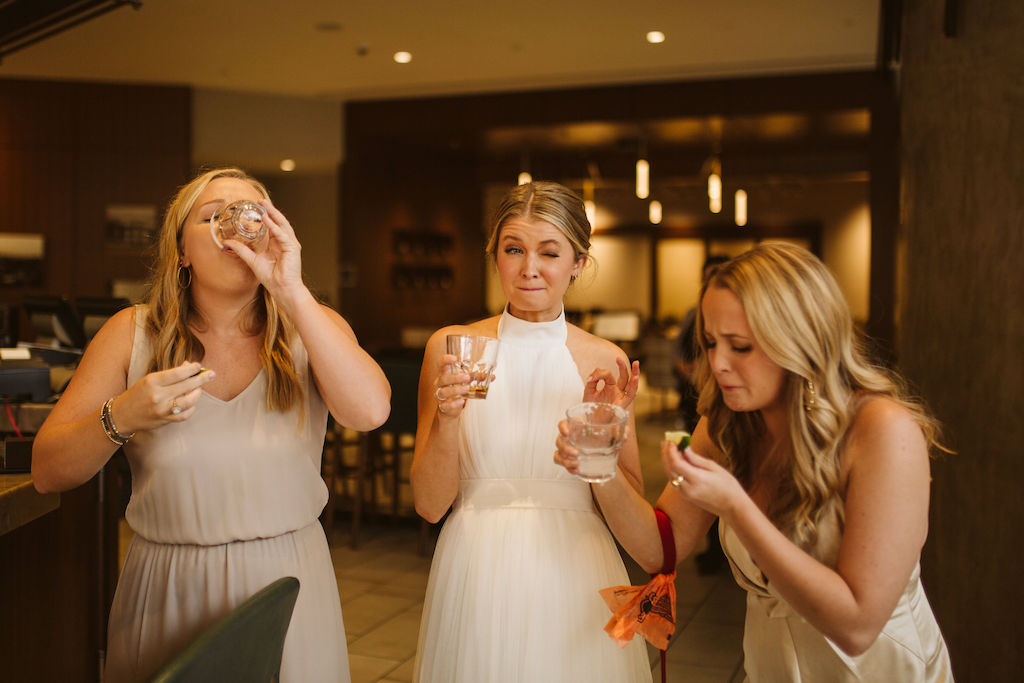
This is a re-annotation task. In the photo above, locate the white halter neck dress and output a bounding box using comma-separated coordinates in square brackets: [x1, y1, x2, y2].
[413, 308, 651, 682]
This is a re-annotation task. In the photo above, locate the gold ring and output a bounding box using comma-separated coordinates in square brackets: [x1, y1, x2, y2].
[171, 399, 182, 415]
[434, 386, 445, 402]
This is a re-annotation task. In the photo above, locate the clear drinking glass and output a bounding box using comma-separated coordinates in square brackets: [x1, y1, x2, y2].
[565, 401, 629, 483]
[210, 200, 268, 251]
[445, 334, 500, 399]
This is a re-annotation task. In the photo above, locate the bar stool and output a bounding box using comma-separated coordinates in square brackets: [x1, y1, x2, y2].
[321, 349, 431, 552]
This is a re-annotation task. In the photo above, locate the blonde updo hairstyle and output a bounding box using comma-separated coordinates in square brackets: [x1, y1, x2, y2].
[694, 242, 943, 549]
[485, 181, 592, 268]
[143, 167, 303, 413]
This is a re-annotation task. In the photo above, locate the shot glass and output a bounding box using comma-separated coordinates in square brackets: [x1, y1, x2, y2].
[210, 200, 268, 251]
[565, 401, 629, 483]
[446, 335, 500, 399]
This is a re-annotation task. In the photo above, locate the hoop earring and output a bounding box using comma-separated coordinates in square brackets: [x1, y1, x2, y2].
[177, 265, 192, 289]
[804, 379, 817, 412]
[570, 273, 577, 283]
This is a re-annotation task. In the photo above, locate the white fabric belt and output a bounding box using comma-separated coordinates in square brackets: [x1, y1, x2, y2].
[456, 478, 594, 512]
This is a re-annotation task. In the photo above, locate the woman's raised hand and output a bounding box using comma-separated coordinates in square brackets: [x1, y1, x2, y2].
[111, 361, 217, 434]
[223, 198, 305, 304]
[583, 357, 640, 408]
[432, 353, 471, 419]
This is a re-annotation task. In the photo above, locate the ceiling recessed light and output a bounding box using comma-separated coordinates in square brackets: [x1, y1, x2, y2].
[393, 51, 412, 64]
[280, 159, 296, 172]
[646, 31, 665, 44]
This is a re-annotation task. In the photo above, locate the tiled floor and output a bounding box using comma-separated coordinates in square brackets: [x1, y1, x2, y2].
[118, 383, 749, 682]
[331, 517, 747, 683]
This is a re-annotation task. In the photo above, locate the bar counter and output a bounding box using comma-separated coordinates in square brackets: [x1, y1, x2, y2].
[0, 472, 59, 535]
[0, 457, 120, 682]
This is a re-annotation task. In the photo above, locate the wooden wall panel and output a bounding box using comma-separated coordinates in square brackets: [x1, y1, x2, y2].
[900, 0, 1024, 679]
[0, 78, 190, 326]
[340, 150, 485, 350]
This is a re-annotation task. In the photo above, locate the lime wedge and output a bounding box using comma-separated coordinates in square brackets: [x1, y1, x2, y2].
[664, 430, 691, 448]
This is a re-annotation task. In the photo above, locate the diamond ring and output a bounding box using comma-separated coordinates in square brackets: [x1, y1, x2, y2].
[670, 475, 685, 488]
[171, 399, 182, 415]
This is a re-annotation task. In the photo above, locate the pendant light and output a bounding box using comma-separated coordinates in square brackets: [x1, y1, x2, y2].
[635, 139, 649, 199]
[708, 158, 722, 214]
[648, 200, 663, 225]
[734, 189, 747, 227]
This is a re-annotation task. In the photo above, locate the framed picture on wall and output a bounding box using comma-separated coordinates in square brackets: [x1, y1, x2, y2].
[105, 204, 157, 247]
[0, 233, 44, 286]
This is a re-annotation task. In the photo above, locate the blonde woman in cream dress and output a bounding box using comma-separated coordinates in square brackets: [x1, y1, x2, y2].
[411, 182, 651, 683]
[32, 168, 391, 682]
[556, 243, 954, 681]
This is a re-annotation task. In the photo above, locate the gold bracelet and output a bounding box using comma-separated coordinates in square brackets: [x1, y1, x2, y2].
[100, 397, 134, 445]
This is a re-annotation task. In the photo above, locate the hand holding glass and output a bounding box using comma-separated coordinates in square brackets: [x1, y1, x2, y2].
[565, 402, 629, 483]
[446, 335, 500, 399]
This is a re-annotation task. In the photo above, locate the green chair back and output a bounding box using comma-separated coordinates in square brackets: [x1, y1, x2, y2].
[147, 576, 300, 683]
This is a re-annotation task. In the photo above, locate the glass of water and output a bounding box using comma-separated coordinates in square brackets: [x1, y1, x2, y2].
[565, 401, 629, 483]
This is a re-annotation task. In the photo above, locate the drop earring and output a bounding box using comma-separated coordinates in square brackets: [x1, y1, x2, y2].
[804, 379, 817, 412]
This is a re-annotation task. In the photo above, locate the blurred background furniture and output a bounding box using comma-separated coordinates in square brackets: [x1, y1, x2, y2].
[75, 296, 132, 343]
[638, 333, 679, 418]
[147, 576, 300, 683]
[588, 309, 643, 360]
[322, 348, 432, 553]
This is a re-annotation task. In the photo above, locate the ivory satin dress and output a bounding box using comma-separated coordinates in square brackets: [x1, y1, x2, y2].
[104, 307, 348, 682]
[720, 502, 954, 681]
[413, 308, 651, 683]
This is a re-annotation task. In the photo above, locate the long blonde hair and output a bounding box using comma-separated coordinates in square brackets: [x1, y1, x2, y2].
[695, 242, 944, 548]
[142, 167, 303, 413]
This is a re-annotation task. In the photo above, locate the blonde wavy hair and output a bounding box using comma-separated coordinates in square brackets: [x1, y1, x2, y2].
[694, 242, 944, 549]
[142, 167, 303, 413]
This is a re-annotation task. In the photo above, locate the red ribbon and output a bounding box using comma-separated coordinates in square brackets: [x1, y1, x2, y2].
[598, 509, 677, 682]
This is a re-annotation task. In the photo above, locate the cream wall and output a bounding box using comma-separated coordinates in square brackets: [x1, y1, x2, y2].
[192, 89, 342, 174]
[565, 235, 651, 314]
[656, 239, 708, 318]
[822, 203, 870, 323]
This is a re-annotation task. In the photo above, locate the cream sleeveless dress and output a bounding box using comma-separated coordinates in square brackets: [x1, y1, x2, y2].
[413, 308, 651, 683]
[104, 306, 348, 682]
[721, 502, 954, 681]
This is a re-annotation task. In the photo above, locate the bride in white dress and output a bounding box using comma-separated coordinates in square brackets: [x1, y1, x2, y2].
[411, 182, 652, 682]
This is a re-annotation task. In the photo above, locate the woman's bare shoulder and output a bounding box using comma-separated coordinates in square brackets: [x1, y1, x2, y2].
[566, 324, 628, 366]
[90, 305, 137, 352]
[843, 395, 927, 471]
